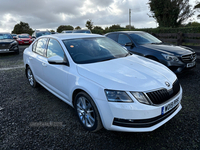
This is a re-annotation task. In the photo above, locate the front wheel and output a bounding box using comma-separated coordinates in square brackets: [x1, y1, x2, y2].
[74, 92, 102, 132]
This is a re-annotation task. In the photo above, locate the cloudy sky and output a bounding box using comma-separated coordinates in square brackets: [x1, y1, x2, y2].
[0, 0, 199, 32]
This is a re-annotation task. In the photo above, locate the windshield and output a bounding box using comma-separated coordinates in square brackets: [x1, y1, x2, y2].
[0, 34, 13, 40]
[18, 35, 29, 38]
[63, 37, 129, 64]
[36, 32, 51, 37]
[130, 32, 162, 45]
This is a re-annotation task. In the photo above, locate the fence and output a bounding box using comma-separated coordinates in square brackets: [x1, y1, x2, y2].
[152, 33, 200, 46]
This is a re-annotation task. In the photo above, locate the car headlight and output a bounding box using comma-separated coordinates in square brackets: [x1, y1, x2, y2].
[162, 54, 179, 62]
[105, 90, 133, 102]
[131, 92, 150, 105]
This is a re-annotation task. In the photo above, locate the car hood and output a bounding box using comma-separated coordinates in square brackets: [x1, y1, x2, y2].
[0, 39, 15, 44]
[140, 43, 194, 55]
[77, 55, 177, 91]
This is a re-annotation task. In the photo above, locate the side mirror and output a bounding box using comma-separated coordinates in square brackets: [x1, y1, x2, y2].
[48, 55, 69, 66]
[125, 42, 134, 47]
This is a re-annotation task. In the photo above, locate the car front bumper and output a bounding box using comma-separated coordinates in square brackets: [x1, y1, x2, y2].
[97, 87, 182, 132]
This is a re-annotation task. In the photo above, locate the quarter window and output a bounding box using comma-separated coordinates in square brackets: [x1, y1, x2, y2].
[35, 38, 48, 56]
[118, 34, 131, 45]
[47, 39, 65, 58]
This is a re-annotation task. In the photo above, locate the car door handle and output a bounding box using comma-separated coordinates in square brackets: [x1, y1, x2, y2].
[42, 63, 47, 67]
[29, 57, 33, 60]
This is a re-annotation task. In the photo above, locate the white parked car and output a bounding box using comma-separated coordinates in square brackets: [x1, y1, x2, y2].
[23, 33, 182, 132]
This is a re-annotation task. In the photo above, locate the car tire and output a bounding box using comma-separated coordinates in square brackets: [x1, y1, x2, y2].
[26, 66, 38, 88]
[74, 92, 102, 132]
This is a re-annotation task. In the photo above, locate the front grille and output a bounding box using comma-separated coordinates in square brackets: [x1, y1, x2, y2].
[181, 53, 196, 62]
[0, 43, 10, 49]
[146, 80, 180, 105]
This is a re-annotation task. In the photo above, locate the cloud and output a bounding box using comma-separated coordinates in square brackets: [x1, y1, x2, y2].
[0, 0, 168, 32]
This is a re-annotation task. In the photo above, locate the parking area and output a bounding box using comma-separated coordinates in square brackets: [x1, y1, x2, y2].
[0, 45, 199, 149]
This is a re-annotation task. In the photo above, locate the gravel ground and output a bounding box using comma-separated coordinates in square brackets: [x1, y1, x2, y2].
[0, 45, 199, 149]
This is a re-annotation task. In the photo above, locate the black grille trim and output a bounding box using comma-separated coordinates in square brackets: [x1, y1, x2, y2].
[146, 80, 180, 105]
[113, 104, 180, 128]
[181, 53, 196, 63]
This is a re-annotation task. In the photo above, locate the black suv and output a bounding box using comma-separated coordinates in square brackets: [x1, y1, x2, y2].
[0, 33, 19, 54]
[105, 31, 196, 73]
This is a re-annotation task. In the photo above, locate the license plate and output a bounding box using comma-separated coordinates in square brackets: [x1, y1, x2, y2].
[187, 62, 195, 68]
[24, 42, 29, 43]
[0, 49, 9, 51]
[161, 97, 180, 115]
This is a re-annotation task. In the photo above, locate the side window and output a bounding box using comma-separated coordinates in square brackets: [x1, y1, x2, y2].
[47, 39, 65, 58]
[32, 41, 38, 52]
[118, 34, 131, 45]
[35, 38, 48, 56]
[106, 34, 118, 42]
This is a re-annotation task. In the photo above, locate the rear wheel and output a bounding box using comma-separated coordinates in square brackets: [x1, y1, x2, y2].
[74, 92, 102, 132]
[26, 66, 37, 88]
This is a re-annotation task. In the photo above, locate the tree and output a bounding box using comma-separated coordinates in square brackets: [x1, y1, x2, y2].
[75, 26, 81, 30]
[92, 26, 104, 34]
[85, 20, 93, 30]
[125, 25, 135, 30]
[148, 0, 194, 27]
[57, 25, 74, 33]
[12, 21, 33, 35]
[194, 2, 200, 18]
[109, 24, 124, 30]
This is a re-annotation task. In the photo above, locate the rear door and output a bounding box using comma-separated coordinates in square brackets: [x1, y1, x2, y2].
[30, 38, 48, 83]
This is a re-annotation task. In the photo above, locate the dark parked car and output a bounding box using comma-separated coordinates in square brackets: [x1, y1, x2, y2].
[61, 30, 73, 33]
[32, 30, 51, 39]
[72, 29, 91, 33]
[0, 33, 19, 54]
[11, 34, 17, 39]
[105, 31, 196, 73]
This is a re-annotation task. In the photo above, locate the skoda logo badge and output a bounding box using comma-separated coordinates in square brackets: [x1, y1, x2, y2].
[165, 82, 170, 87]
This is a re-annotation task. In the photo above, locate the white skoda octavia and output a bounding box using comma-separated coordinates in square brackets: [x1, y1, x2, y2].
[23, 33, 182, 132]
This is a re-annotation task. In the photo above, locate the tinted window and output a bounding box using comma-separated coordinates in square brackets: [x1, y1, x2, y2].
[118, 34, 131, 45]
[35, 38, 48, 56]
[129, 32, 162, 45]
[106, 33, 118, 42]
[47, 39, 65, 58]
[0, 34, 13, 39]
[36, 32, 51, 38]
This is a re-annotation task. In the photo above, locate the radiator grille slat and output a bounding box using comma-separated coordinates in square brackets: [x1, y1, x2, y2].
[146, 80, 180, 105]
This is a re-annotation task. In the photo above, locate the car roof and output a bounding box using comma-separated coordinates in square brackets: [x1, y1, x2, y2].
[40, 33, 104, 40]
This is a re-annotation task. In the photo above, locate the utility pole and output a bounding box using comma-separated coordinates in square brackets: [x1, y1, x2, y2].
[129, 9, 131, 30]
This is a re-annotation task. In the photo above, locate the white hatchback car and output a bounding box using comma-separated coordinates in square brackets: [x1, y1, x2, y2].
[23, 33, 182, 132]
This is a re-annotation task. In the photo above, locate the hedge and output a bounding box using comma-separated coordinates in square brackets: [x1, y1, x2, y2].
[92, 26, 200, 35]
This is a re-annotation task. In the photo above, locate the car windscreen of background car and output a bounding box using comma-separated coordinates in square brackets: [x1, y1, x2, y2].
[0, 34, 13, 39]
[18, 35, 29, 38]
[130, 33, 162, 45]
[63, 37, 129, 64]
